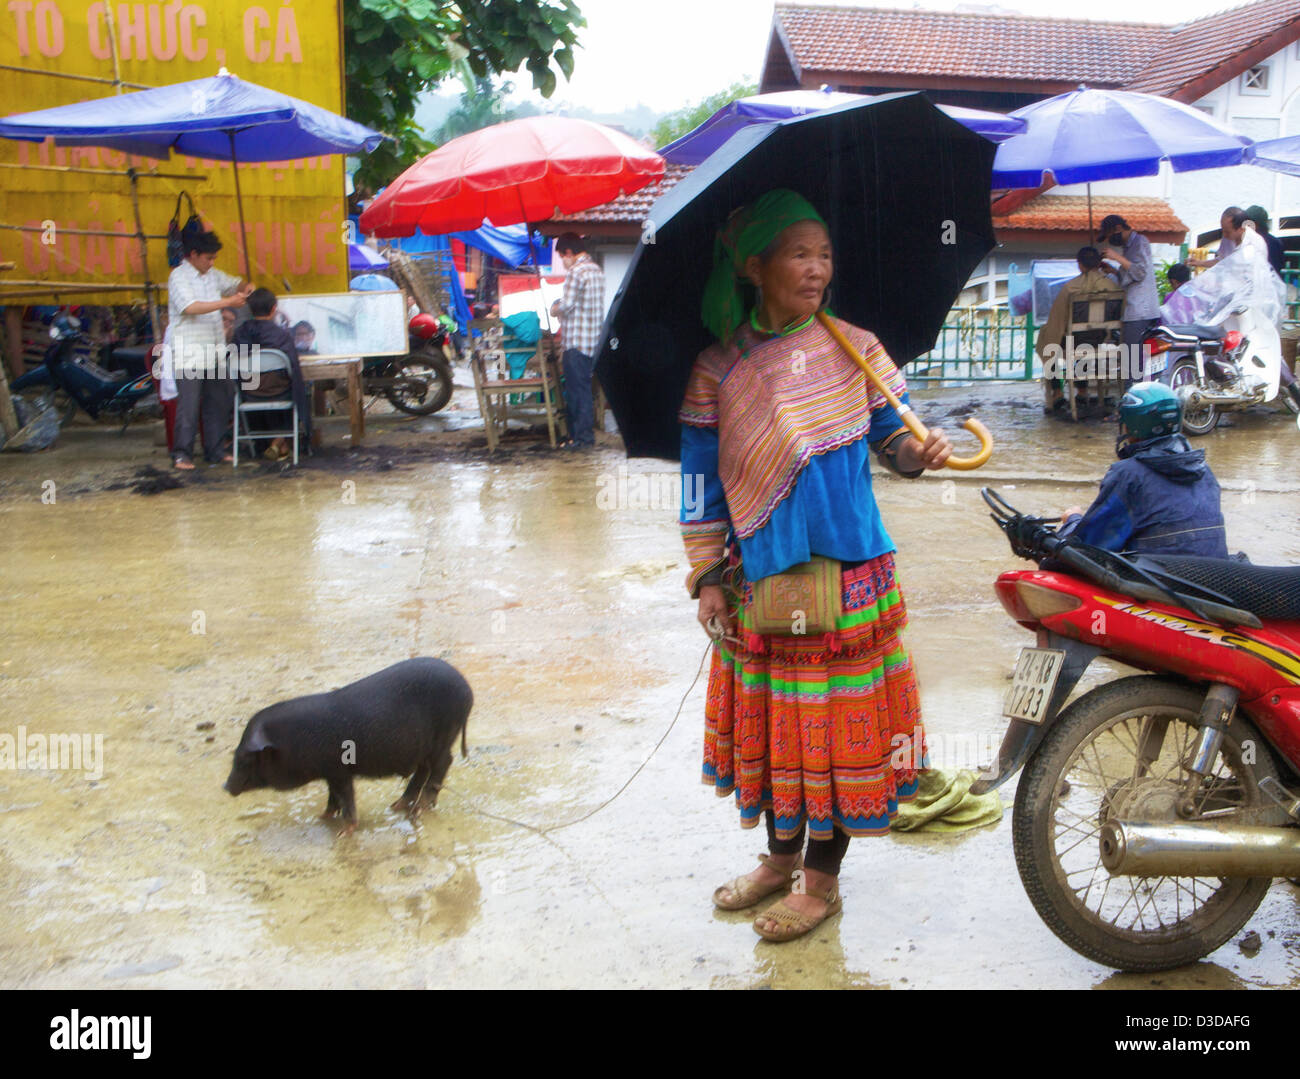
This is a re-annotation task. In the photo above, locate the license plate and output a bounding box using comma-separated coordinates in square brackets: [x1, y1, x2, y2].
[1003, 647, 1066, 725]
[1145, 354, 1167, 375]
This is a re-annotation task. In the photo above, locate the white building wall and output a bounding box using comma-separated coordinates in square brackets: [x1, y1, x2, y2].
[1053, 41, 1300, 251]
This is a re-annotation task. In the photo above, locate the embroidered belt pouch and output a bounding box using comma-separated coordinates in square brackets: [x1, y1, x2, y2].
[749, 556, 843, 636]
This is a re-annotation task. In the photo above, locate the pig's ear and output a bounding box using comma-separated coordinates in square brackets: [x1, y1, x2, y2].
[244, 728, 275, 754]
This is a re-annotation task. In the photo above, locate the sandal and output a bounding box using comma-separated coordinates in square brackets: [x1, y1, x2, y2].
[172, 454, 195, 471]
[712, 853, 803, 911]
[753, 881, 842, 942]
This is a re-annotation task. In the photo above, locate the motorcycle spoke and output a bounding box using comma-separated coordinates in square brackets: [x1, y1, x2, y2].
[1106, 877, 1140, 927]
[1070, 864, 1105, 908]
[1053, 822, 1103, 859]
[1131, 877, 1177, 930]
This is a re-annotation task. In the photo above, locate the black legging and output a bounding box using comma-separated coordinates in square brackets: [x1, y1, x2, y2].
[766, 811, 850, 877]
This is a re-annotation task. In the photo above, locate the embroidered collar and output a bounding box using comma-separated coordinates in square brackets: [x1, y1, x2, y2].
[749, 308, 816, 338]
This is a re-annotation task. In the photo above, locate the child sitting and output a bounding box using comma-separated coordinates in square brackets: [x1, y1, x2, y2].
[230, 288, 311, 460]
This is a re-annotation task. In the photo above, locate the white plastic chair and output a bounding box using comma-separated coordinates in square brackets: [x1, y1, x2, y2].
[232, 348, 299, 466]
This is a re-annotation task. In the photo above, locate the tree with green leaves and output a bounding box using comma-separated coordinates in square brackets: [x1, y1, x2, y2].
[345, 0, 584, 189]
[650, 81, 757, 150]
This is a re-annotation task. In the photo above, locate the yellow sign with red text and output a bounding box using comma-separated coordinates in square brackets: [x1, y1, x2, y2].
[0, 1, 349, 302]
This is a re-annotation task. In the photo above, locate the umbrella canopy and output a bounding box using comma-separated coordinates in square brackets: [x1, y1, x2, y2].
[0, 70, 384, 283]
[349, 243, 389, 273]
[359, 116, 665, 237]
[349, 272, 398, 291]
[0, 70, 385, 161]
[992, 87, 1250, 189]
[598, 93, 997, 460]
[1247, 135, 1300, 177]
[659, 89, 1027, 164]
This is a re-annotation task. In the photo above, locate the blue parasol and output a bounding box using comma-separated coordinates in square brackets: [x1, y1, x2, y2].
[659, 89, 1027, 164]
[992, 87, 1250, 189]
[0, 69, 384, 278]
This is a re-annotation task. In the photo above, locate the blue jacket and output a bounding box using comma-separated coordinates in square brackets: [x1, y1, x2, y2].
[1059, 434, 1228, 558]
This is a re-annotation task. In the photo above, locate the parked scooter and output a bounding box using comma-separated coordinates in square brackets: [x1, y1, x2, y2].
[1147, 248, 1299, 434]
[10, 315, 158, 430]
[1145, 294, 1299, 434]
[360, 312, 455, 416]
[977, 487, 1300, 971]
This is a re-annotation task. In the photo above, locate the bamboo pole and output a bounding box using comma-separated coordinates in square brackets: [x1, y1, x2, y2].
[0, 222, 168, 239]
[0, 162, 202, 181]
[103, 7, 162, 349]
[0, 63, 151, 90]
[0, 280, 152, 291]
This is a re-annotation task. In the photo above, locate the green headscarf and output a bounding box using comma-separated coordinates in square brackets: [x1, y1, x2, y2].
[700, 189, 828, 342]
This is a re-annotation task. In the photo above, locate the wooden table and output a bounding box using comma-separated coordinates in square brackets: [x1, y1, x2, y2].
[300, 357, 365, 447]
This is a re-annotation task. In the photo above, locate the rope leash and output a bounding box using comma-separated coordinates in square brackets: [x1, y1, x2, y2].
[431, 638, 713, 837]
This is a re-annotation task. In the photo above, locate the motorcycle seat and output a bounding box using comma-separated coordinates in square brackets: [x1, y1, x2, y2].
[1163, 323, 1225, 340]
[1136, 555, 1300, 620]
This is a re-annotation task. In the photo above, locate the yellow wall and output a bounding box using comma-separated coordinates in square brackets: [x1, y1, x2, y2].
[0, 1, 349, 304]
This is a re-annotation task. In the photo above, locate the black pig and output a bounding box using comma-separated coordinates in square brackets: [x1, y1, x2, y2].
[224, 658, 472, 833]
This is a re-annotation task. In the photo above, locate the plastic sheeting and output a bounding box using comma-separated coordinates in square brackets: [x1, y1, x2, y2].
[1160, 229, 1286, 329]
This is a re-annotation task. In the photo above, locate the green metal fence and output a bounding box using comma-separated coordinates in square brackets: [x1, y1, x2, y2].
[904, 307, 1038, 384]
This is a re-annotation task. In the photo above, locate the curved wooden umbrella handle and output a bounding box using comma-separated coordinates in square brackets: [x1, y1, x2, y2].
[815, 311, 993, 471]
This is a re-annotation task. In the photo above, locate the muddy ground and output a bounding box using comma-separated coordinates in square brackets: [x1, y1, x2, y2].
[2, 374, 1299, 989]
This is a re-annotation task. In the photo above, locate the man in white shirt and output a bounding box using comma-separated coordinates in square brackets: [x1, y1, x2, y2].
[167, 230, 251, 469]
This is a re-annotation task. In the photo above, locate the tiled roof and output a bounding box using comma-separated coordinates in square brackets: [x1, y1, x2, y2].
[1128, 0, 1300, 96]
[993, 195, 1187, 239]
[774, 4, 1162, 86]
[771, 1, 1300, 97]
[551, 164, 692, 224]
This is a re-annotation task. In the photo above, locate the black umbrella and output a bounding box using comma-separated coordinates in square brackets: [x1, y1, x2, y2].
[595, 93, 998, 461]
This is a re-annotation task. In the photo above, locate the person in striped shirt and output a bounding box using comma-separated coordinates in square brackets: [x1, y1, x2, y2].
[550, 232, 605, 449]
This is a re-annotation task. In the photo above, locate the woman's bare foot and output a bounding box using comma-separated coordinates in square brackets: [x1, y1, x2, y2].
[753, 866, 836, 935]
[714, 851, 799, 907]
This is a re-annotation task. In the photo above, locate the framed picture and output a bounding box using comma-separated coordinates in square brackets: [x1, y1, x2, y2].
[268, 291, 408, 359]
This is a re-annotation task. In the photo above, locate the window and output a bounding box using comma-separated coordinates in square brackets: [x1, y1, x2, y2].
[1241, 65, 1270, 95]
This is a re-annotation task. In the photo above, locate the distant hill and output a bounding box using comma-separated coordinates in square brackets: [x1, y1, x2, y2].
[413, 91, 664, 141]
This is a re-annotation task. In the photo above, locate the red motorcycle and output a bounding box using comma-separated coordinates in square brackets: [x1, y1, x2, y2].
[977, 488, 1300, 971]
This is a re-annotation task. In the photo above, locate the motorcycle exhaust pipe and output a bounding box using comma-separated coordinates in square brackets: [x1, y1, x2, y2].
[1182, 388, 1260, 407]
[1100, 819, 1300, 877]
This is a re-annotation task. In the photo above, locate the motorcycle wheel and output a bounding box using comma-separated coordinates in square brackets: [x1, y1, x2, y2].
[383, 350, 454, 416]
[1012, 675, 1279, 972]
[1168, 358, 1219, 436]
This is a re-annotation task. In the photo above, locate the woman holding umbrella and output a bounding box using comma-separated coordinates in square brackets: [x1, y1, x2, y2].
[683, 190, 951, 942]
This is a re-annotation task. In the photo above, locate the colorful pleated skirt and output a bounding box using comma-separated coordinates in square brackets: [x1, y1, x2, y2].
[702, 552, 926, 841]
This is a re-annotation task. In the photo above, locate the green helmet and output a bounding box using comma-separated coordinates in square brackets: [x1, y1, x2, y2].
[1117, 382, 1180, 454]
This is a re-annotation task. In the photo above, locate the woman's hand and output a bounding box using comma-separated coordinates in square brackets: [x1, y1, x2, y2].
[898, 428, 952, 472]
[697, 584, 733, 641]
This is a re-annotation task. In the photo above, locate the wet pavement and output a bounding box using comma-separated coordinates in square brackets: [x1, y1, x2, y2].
[2, 380, 1299, 989]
